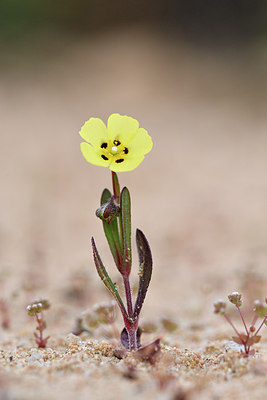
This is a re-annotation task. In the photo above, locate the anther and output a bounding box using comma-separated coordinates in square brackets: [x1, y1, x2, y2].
[113, 140, 121, 146]
[115, 159, 124, 163]
[101, 155, 109, 160]
[101, 142, 108, 149]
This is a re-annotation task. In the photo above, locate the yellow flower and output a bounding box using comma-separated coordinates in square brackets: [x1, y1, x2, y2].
[79, 113, 153, 172]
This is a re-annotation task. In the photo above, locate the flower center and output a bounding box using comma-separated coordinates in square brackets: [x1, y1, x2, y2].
[111, 146, 118, 154]
[100, 140, 129, 164]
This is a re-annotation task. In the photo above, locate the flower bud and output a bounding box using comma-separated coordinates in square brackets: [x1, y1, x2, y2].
[228, 291, 242, 307]
[213, 299, 226, 315]
[253, 300, 267, 318]
[96, 198, 120, 224]
[26, 298, 50, 316]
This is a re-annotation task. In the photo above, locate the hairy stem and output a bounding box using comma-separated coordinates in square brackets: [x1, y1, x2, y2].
[123, 275, 133, 318]
[236, 304, 249, 336]
[224, 314, 245, 344]
[250, 314, 258, 330]
[254, 315, 267, 336]
[112, 171, 120, 200]
[36, 313, 43, 342]
[127, 326, 138, 351]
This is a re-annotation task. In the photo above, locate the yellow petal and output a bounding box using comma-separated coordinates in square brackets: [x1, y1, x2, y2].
[110, 155, 144, 172]
[79, 118, 108, 147]
[80, 142, 109, 167]
[126, 128, 153, 155]
[107, 113, 139, 143]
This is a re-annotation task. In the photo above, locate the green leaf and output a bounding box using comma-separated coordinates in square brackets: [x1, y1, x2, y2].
[101, 188, 112, 204]
[91, 237, 127, 318]
[133, 229, 152, 319]
[100, 189, 123, 272]
[121, 187, 132, 275]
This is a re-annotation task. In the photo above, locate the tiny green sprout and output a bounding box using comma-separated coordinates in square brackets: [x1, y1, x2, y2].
[79, 114, 156, 353]
[27, 299, 50, 348]
[160, 317, 179, 333]
[214, 292, 267, 356]
[82, 301, 117, 331]
[93, 301, 116, 324]
[0, 299, 9, 329]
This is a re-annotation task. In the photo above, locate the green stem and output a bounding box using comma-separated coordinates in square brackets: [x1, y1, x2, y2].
[112, 171, 123, 246]
[112, 171, 120, 200]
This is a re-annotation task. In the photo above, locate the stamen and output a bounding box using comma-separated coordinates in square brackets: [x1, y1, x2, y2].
[101, 142, 108, 149]
[124, 147, 129, 154]
[115, 159, 124, 163]
[101, 155, 109, 160]
[113, 140, 121, 146]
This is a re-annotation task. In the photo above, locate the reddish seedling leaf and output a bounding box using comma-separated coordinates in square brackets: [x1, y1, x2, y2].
[232, 334, 247, 345]
[247, 335, 261, 346]
[134, 339, 161, 364]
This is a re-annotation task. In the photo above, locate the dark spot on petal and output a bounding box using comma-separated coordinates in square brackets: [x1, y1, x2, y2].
[101, 155, 109, 160]
[124, 147, 129, 154]
[101, 142, 108, 149]
[113, 140, 121, 146]
[115, 159, 124, 163]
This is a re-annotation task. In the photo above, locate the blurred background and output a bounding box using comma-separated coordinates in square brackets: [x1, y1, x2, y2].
[0, 0, 267, 335]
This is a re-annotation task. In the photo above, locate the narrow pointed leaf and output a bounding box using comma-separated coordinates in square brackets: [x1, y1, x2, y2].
[100, 189, 122, 271]
[101, 188, 112, 204]
[91, 237, 127, 318]
[121, 187, 132, 275]
[134, 229, 152, 318]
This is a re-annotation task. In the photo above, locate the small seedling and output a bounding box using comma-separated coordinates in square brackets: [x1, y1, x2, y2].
[27, 298, 50, 348]
[79, 301, 119, 339]
[214, 292, 267, 356]
[0, 299, 10, 329]
[79, 113, 156, 352]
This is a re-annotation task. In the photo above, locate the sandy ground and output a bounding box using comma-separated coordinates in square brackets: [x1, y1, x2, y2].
[0, 25, 267, 399]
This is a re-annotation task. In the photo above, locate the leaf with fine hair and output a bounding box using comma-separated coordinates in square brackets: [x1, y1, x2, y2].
[121, 187, 132, 275]
[133, 229, 152, 319]
[91, 237, 127, 318]
[100, 189, 123, 271]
